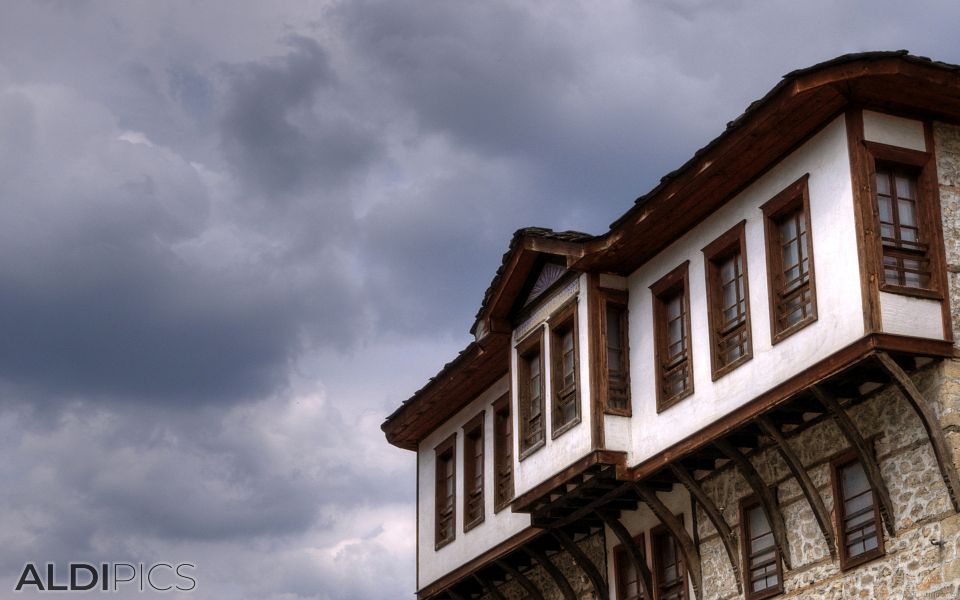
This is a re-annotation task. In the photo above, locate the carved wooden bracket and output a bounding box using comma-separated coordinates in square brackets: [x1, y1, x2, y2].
[494, 559, 545, 600]
[634, 483, 703, 600]
[552, 530, 609, 600]
[524, 545, 577, 600]
[596, 510, 654, 600]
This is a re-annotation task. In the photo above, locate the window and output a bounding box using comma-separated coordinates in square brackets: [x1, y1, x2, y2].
[831, 451, 884, 569]
[601, 291, 631, 415]
[652, 524, 686, 600]
[462, 412, 484, 531]
[614, 534, 645, 600]
[862, 140, 944, 298]
[493, 393, 513, 512]
[434, 434, 456, 549]
[761, 175, 817, 343]
[703, 221, 752, 379]
[517, 329, 545, 458]
[739, 497, 783, 599]
[651, 262, 693, 411]
[550, 301, 580, 437]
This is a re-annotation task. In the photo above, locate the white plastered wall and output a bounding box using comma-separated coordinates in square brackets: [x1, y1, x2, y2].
[511, 273, 595, 497]
[416, 375, 530, 588]
[863, 110, 946, 340]
[626, 115, 865, 466]
[603, 487, 694, 600]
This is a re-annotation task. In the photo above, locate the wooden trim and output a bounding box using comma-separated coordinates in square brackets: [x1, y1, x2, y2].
[462, 411, 485, 532]
[587, 274, 607, 450]
[829, 446, 886, 571]
[761, 173, 818, 344]
[553, 530, 609, 600]
[494, 559, 546, 600]
[668, 463, 742, 594]
[756, 415, 836, 559]
[714, 439, 792, 570]
[434, 433, 457, 550]
[702, 220, 753, 380]
[416, 528, 541, 599]
[812, 385, 896, 538]
[651, 261, 694, 411]
[635, 484, 702, 600]
[846, 108, 884, 333]
[550, 299, 582, 439]
[625, 333, 952, 482]
[511, 450, 627, 512]
[599, 511, 654, 600]
[876, 352, 960, 512]
[516, 327, 546, 460]
[524, 545, 577, 600]
[492, 393, 514, 513]
[738, 495, 785, 600]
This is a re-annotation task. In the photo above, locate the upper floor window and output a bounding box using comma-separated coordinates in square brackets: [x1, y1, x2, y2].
[740, 496, 783, 599]
[517, 329, 545, 458]
[614, 533, 645, 600]
[762, 175, 817, 343]
[462, 412, 484, 531]
[492, 393, 513, 511]
[652, 524, 686, 600]
[434, 434, 456, 549]
[550, 301, 580, 437]
[651, 262, 693, 411]
[703, 221, 752, 379]
[862, 139, 944, 299]
[831, 451, 884, 569]
[600, 290, 631, 415]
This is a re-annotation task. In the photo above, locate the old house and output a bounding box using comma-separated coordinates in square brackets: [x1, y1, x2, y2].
[381, 51, 960, 600]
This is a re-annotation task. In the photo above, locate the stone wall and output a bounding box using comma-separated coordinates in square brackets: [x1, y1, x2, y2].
[696, 361, 960, 599]
[935, 121, 960, 342]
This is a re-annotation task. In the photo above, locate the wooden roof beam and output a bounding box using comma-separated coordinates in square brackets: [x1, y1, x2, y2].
[552, 530, 609, 600]
[493, 560, 545, 600]
[523, 546, 577, 600]
[596, 510, 654, 600]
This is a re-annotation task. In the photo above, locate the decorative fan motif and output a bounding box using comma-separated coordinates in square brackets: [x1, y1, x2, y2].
[524, 262, 566, 306]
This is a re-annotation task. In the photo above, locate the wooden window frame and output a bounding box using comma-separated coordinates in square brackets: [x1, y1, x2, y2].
[830, 447, 885, 570]
[462, 411, 485, 532]
[651, 261, 693, 412]
[862, 140, 946, 301]
[761, 174, 818, 344]
[651, 519, 686, 600]
[550, 300, 582, 438]
[702, 220, 753, 380]
[600, 290, 632, 416]
[613, 533, 645, 600]
[492, 393, 514, 513]
[739, 495, 784, 600]
[516, 327, 546, 460]
[434, 433, 457, 550]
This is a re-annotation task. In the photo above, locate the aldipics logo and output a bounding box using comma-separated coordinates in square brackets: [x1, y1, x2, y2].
[14, 563, 196, 593]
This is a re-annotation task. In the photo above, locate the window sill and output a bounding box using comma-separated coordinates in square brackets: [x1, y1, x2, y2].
[711, 351, 753, 382]
[745, 584, 784, 600]
[518, 438, 546, 462]
[551, 415, 581, 440]
[770, 314, 817, 345]
[463, 515, 484, 533]
[493, 498, 513, 514]
[604, 406, 632, 418]
[434, 536, 455, 552]
[839, 547, 884, 572]
[879, 283, 943, 301]
[657, 387, 693, 413]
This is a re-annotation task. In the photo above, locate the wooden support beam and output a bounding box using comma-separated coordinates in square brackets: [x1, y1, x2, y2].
[473, 573, 505, 600]
[595, 510, 654, 600]
[494, 560, 545, 600]
[877, 351, 960, 513]
[634, 483, 703, 600]
[714, 438, 792, 569]
[446, 588, 467, 600]
[668, 463, 742, 594]
[812, 384, 897, 537]
[552, 530, 609, 600]
[524, 546, 577, 600]
[756, 415, 837, 559]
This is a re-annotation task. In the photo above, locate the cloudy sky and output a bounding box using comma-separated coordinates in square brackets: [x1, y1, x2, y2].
[2, 1, 960, 599]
